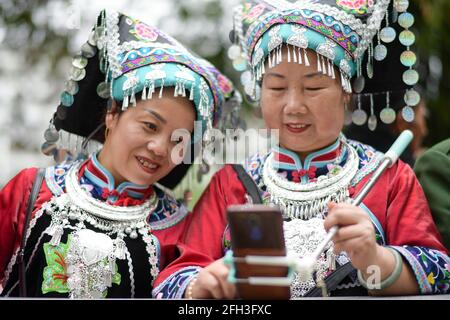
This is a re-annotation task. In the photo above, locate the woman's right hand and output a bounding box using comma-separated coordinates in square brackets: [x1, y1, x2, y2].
[186, 259, 237, 299]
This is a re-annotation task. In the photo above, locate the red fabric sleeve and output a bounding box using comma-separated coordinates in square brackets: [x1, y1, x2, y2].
[383, 161, 448, 253]
[153, 165, 247, 287]
[0, 168, 37, 280]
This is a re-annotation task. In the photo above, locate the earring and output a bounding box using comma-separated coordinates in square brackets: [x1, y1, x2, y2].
[105, 127, 110, 139]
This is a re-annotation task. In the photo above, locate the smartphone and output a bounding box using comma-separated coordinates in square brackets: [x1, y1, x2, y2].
[226, 204, 290, 299]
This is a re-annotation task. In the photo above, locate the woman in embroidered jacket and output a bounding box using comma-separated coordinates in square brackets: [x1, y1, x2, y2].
[0, 10, 239, 298]
[153, 0, 450, 298]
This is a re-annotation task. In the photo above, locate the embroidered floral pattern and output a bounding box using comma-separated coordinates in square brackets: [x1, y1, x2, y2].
[243, 3, 266, 24]
[42, 237, 121, 296]
[336, 0, 375, 15]
[131, 22, 159, 42]
[392, 246, 450, 294]
[152, 266, 201, 298]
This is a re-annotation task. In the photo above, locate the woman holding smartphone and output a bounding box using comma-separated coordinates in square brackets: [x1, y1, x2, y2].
[153, 0, 449, 299]
[0, 9, 239, 298]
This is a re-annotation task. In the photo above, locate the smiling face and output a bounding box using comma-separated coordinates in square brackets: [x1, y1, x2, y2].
[98, 87, 196, 186]
[260, 47, 350, 160]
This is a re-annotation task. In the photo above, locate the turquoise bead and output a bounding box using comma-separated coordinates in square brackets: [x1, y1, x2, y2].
[61, 91, 74, 107]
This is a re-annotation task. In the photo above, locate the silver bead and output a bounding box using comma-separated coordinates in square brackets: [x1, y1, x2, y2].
[130, 230, 138, 239]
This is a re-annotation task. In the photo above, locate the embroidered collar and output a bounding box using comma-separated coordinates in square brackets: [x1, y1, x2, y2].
[272, 137, 347, 184]
[79, 152, 153, 206]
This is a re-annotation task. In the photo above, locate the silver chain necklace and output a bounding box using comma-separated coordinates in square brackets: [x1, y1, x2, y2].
[43, 162, 160, 298]
[262, 141, 359, 220]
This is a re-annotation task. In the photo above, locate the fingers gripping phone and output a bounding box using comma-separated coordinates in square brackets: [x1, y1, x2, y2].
[226, 204, 290, 299]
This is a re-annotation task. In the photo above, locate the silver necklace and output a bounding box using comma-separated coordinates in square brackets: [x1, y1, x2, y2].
[262, 141, 359, 220]
[43, 162, 160, 298]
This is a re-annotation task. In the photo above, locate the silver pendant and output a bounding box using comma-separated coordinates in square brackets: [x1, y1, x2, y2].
[399, 30, 415, 46]
[64, 80, 79, 95]
[394, 0, 409, 12]
[70, 66, 86, 82]
[402, 106, 415, 122]
[368, 115, 378, 131]
[72, 55, 88, 69]
[366, 62, 374, 79]
[227, 44, 241, 60]
[352, 109, 368, 126]
[398, 12, 414, 29]
[96, 82, 110, 99]
[232, 56, 247, 72]
[400, 50, 416, 67]
[352, 75, 365, 94]
[374, 44, 387, 61]
[81, 42, 97, 59]
[44, 127, 60, 143]
[402, 69, 419, 86]
[380, 27, 396, 43]
[404, 89, 420, 106]
[380, 107, 396, 124]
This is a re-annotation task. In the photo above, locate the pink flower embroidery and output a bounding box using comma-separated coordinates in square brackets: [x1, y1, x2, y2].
[216, 74, 232, 94]
[134, 22, 158, 41]
[244, 4, 265, 22]
[337, 0, 374, 13]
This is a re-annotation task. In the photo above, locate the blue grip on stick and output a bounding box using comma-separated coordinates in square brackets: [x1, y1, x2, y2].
[384, 130, 414, 167]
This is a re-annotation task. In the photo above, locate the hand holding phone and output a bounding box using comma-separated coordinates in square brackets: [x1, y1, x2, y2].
[226, 204, 291, 299]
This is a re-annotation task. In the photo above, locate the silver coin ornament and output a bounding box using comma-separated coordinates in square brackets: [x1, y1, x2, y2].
[240, 70, 252, 86]
[374, 44, 387, 61]
[64, 80, 79, 95]
[400, 50, 416, 67]
[402, 69, 419, 86]
[366, 62, 374, 79]
[380, 107, 396, 124]
[130, 231, 138, 239]
[398, 12, 414, 29]
[244, 81, 254, 96]
[44, 127, 60, 143]
[402, 106, 415, 122]
[70, 66, 86, 81]
[404, 89, 420, 106]
[399, 30, 415, 46]
[41, 141, 57, 156]
[380, 27, 396, 43]
[368, 114, 378, 131]
[232, 55, 247, 72]
[96, 82, 110, 99]
[394, 0, 409, 12]
[353, 75, 365, 93]
[81, 42, 97, 58]
[352, 109, 368, 126]
[72, 55, 88, 69]
[227, 45, 242, 60]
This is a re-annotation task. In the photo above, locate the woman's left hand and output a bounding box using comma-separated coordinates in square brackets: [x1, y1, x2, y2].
[324, 201, 381, 271]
